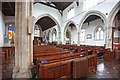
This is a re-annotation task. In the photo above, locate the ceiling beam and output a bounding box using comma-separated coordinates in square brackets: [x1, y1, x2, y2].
[34, 2, 58, 10]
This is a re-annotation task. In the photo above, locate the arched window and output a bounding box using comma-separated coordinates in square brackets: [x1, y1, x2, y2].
[80, 29, 85, 42]
[34, 25, 40, 37]
[95, 27, 104, 40]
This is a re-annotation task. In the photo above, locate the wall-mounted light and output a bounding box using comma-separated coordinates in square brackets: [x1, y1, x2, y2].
[9, 24, 12, 27]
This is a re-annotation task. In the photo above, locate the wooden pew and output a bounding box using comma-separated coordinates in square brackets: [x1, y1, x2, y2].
[38, 60, 71, 78]
[36, 53, 81, 65]
[1, 46, 15, 64]
[2, 52, 5, 64]
[73, 57, 88, 78]
[87, 54, 97, 73]
[104, 49, 115, 61]
[36, 53, 81, 76]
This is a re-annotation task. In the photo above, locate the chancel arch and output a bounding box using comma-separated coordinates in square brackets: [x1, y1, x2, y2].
[64, 21, 77, 44]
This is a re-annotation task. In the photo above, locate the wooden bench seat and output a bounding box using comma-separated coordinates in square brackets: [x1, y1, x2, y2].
[87, 54, 97, 73]
[1, 46, 15, 64]
[38, 60, 72, 78]
[73, 57, 88, 78]
[36, 53, 81, 65]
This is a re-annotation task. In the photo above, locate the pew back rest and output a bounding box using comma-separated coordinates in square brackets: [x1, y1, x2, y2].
[38, 60, 71, 78]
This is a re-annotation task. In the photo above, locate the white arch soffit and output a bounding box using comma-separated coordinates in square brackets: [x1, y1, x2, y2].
[108, 1, 120, 27]
[33, 14, 61, 32]
[79, 10, 107, 31]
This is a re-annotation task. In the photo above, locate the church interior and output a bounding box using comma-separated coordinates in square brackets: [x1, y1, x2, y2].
[0, 0, 120, 79]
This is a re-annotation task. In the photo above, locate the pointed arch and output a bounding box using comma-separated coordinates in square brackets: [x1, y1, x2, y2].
[33, 14, 61, 42]
[79, 10, 107, 31]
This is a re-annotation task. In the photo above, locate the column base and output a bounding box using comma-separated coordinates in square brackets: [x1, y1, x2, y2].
[13, 67, 32, 78]
[12, 66, 19, 78]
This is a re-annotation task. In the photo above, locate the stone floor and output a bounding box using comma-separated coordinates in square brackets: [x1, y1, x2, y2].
[1, 56, 120, 79]
[87, 59, 120, 79]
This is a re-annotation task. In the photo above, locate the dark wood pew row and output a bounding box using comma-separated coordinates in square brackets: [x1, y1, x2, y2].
[56, 44, 106, 57]
[73, 57, 88, 78]
[38, 60, 71, 78]
[36, 53, 81, 65]
[33, 51, 70, 59]
[34, 45, 116, 78]
[36, 53, 81, 77]
[1, 46, 15, 64]
[34, 45, 65, 53]
[33, 45, 72, 65]
[87, 54, 97, 73]
[33, 51, 70, 65]
[104, 49, 116, 61]
[37, 54, 98, 78]
[2, 52, 5, 64]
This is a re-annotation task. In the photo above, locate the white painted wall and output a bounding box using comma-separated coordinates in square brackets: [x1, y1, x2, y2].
[80, 19, 106, 46]
[0, 11, 5, 47]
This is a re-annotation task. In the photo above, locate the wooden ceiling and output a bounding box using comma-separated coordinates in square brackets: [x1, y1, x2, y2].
[84, 15, 101, 23]
[2, 1, 73, 16]
[36, 16, 56, 31]
[34, 2, 73, 11]
[2, 2, 15, 16]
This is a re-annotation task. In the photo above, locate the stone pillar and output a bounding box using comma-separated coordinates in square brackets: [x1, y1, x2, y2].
[59, 31, 61, 44]
[12, 0, 33, 78]
[77, 32, 80, 46]
[106, 27, 113, 49]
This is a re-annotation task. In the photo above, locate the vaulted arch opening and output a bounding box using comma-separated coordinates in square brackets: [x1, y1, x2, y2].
[64, 22, 77, 44]
[33, 16, 58, 45]
[80, 15, 106, 46]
